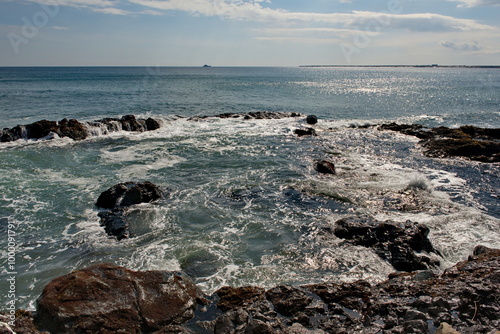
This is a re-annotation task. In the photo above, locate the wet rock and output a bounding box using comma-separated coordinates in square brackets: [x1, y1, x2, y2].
[58, 118, 88, 140]
[306, 115, 318, 125]
[189, 111, 303, 121]
[314, 160, 336, 175]
[146, 117, 162, 131]
[16, 247, 500, 333]
[1, 310, 40, 334]
[295, 128, 317, 137]
[216, 286, 266, 312]
[333, 216, 441, 271]
[265, 285, 313, 317]
[35, 263, 206, 334]
[436, 322, 462, 334]
[96, 181, 163, 209]
[95, 181, 163, 240]
[379, 123, 500, 162]
[97, 209, 130, 240]
[1, 115, 163, 142]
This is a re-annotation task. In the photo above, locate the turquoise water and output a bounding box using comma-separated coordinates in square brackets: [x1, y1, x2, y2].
[0, 67, 499, 310]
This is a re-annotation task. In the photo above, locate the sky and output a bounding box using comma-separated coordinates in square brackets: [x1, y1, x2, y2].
[0, 0, 499, 66]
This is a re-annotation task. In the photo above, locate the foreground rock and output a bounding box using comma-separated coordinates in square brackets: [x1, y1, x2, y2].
[95, 182, 164, 240]
[333, 216, 441, 272]
[35, 263, 206, 333]
[379, 123, 500, 162]
[7, 247, 499, 333]
[210, 246, 498, 334]
[1, 115, 162, 142]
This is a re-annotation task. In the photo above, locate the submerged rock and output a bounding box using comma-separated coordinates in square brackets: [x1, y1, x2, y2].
[379, 123, 500, 162]
[333, 216, 441, 272]
[295, 128, 317, 137]
[0, 115, 162, 142]
[35, 263, 206, 334]
[96, 181, 164, 240]
[306, 115, 318, 125]
[314, 160, 336, 175]
[96, 181, 163, 209]
[188, 111, 303, 121]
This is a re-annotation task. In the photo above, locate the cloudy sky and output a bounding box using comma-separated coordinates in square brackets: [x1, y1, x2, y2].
[1, 0, 499, 66]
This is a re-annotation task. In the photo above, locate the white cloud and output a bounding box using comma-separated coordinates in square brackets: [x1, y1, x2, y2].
[441, 40, 482, 51]
[20, 0, 496, 33]
[449, 0, 500, 7]
[123, 0, 493, 32]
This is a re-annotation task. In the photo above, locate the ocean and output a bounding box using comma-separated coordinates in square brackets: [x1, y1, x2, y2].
[0, 66, 499, 310]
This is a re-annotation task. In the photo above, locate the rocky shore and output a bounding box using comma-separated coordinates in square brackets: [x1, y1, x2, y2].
[2, 246, 498, 333]
[378, 123, 500, 163]
[0, 115, 162, 142]
[1, 114, 499, 333]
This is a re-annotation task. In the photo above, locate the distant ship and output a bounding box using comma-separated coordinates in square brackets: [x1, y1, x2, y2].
[203, 64, 212, 68]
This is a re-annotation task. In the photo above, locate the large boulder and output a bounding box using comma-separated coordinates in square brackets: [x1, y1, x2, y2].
[333, 216, 441, 272]
[35, 263, 206, 334]
[96, 181, 163, 209]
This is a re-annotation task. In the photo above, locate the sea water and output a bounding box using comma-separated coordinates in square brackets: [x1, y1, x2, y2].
[0, 66, 499, 310]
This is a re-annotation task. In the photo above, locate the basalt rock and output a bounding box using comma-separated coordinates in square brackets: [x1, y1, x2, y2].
[96, 181, 163, 209]
[188, 111, 303, 121]
[333, 216, 441, 272]
[295, 128, 317, 137]
[34, 263, 207, 334]
[379, 123, 500, 162]
[96, 181, 164, 240]
[0, 115, 162, 142]
[11, 247, 500, 333]
[306, 115, 318, 125]
[314, 160, 336, 175]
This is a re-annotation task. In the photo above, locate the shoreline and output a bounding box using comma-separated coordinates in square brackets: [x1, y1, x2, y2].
[1, 114, 499, 333]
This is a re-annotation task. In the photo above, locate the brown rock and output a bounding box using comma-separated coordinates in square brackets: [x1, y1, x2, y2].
[436, 322, 462, 334]
[35, 263, 206, 333]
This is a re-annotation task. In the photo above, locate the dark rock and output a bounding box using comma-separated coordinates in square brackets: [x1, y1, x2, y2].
[98, 209, 130, 240]
[188, 112, 303, 121]
[333, 216, 441, 272]
[265, 285, 313, 317]
[306, 115, 318, 125]
[146, 117, 162, 131]
[1, 115, 162, 143]
[315, 160, 336, 175]
[17, 247, 500, 333]
[25, 120, 60, 139]
[35, 263, 206, 334]
[295, 128, 317, 137]
[95, 181, 163, 209]
[216, 286, 266, 312]
[58, 118, 88, 140]
[379, 123, 500, 162]
[0, 310, 40, 334]
[120, 115, 146, 132]
[95, 182, 163, 240]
